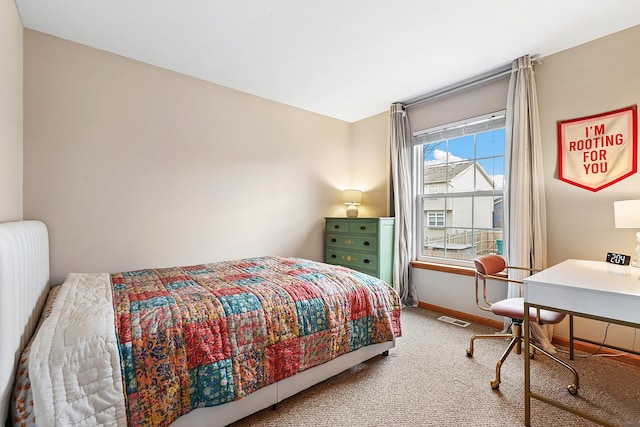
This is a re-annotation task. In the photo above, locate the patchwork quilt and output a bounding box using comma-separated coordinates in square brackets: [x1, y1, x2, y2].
[19, 256, 401, 427]
[112, 256, 402, 426]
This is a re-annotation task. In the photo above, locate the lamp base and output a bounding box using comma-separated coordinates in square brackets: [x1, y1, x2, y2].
[346, 205, 359, 218]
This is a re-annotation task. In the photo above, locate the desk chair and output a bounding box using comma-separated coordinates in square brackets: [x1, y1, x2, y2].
[466, 255, 579, 394]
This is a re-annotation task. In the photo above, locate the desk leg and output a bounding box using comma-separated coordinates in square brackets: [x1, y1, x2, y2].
[524, 302, 531, 427]
[569, 315, 574, 360]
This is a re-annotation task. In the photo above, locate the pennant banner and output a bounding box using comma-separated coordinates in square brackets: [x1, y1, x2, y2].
[557, 105, 638, 192]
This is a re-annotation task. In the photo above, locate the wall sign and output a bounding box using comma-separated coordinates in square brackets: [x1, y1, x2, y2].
[557, 105, 637, 192]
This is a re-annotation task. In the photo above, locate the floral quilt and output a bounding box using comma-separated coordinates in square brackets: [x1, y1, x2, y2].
[111, 256, 402, 426]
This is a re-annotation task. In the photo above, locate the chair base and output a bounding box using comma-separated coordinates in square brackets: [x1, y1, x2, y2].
[466, 321, 579, 393]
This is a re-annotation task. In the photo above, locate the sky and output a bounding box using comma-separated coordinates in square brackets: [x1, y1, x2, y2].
[423, 129, 506, 189]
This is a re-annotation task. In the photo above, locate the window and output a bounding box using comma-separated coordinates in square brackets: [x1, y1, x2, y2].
[413, 111, 506, 265]
[427, 211, 445, 227]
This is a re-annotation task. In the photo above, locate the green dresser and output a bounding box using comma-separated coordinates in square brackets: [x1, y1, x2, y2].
[324, 217, 395, 284]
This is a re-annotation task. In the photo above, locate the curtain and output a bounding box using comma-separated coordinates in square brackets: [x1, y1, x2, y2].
[389, 104, 418, 306]
[504, 55, 554, 350]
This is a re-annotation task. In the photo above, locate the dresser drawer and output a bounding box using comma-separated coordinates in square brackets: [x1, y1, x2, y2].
[325, 249, 379, 271]
[348, 220, 378, 234]
[326, 232, 378, 252]
[325, 218, 350, 233]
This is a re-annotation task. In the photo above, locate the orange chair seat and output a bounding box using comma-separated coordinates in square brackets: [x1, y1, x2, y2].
[490, 297, 565, 324]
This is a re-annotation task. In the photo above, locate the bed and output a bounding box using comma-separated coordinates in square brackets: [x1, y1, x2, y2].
[1, 220, 401, 427]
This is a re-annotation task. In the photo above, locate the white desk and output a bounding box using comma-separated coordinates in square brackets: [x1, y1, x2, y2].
[523, 259, 640, 426]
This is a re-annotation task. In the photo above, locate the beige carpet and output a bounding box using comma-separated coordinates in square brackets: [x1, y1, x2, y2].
[229, 307, 640, 426]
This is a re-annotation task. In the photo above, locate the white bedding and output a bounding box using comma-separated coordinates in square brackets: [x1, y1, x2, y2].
[28, 273, 127, 426]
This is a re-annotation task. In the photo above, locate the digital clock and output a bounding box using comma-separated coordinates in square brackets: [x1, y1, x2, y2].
[606, 252, 631, 266]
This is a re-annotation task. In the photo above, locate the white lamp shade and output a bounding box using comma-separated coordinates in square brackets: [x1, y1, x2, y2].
[343, 189, 362, 205]
[614, 200, 640, 228]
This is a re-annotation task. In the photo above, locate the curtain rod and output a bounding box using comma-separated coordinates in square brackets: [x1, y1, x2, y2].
[401, 63, 513, 110]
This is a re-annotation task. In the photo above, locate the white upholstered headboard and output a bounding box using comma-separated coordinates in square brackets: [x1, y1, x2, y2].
[0, 221, 49, 425]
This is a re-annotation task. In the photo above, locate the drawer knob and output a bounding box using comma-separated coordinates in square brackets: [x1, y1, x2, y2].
[331, 238, 337, 243]
[364, 259, 370, 264]
[364, 241, 370, 246]
[331, 254, 337, 259]
[334, 225, 340, 229]
[360, 226, 366, 230]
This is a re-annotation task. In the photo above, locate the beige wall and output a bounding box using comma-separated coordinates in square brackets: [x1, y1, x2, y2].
[23, 30, 352, 285]
[535, 25, 640, 348]
[0, 0, 23, 222]
[537, 25, 640, 265]
[351, 111, 391, 217]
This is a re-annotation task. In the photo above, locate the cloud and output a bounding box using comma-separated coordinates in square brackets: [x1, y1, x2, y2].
[424, 149, 465, 165]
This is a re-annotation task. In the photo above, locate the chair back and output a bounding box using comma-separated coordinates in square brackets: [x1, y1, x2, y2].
[474, 255, 506, 276]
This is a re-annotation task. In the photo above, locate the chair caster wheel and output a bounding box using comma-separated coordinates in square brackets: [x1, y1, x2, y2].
[567, 384, 578, 395]
[466, 349, 473, 357]
[491, 380, 500, 389]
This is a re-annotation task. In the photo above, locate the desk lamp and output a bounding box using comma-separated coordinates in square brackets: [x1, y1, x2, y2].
[343, 189, 362, 218]
[614, 199, 640, 267]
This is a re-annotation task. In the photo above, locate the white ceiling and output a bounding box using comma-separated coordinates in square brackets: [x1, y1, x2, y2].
[15, 0, 640, 123]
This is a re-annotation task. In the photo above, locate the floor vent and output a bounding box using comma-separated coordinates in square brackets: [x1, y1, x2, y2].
[437, 315, 470, 328]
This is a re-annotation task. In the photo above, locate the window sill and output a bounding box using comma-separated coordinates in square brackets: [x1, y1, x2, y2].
[410, 260, 508, 279]
[410, 260, 476, 277]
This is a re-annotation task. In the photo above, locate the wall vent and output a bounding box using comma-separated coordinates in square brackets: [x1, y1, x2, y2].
[437, 315, 470, 328]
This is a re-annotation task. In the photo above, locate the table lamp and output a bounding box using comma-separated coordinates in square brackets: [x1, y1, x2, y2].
[614, 199, 640, 267]
[343, 189, 362, 218]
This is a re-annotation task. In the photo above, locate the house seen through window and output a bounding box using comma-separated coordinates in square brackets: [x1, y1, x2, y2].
[413, 111, 506, 265]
